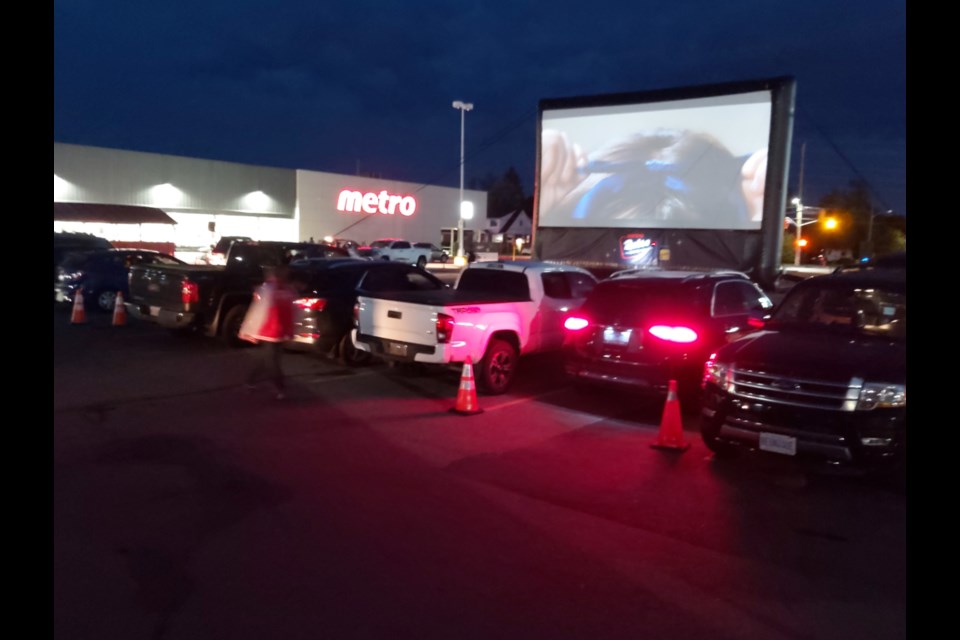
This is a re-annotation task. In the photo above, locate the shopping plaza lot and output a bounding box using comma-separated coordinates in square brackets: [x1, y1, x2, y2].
[53, 308, 907, 640]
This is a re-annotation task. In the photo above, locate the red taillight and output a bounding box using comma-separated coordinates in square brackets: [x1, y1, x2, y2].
[436, 313, 455, 344]
[564, 316, 589, 331]
[294, 297, 327, 312]
[181, 280, 199, 304]
[648, 325, 698, 343]
[747, 316, 765, 328]
[353, 302, 360, 328]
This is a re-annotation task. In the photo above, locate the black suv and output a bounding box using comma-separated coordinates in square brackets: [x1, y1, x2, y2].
[287, 259, 446, 364]
[563, 269, 773, 401]
[53, 232, 112, 278]
[55, 248, 184, 312]
[700, 267, 906, 476]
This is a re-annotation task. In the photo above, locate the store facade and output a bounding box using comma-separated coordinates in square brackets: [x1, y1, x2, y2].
[54, 143, 487, 263]
[296, 170, 485, 250]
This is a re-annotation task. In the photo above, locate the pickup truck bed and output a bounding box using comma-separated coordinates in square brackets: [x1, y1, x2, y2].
[356, 288, 528, 307]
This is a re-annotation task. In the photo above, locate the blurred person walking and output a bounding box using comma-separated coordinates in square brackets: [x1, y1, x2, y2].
[240, 265, 296, 399]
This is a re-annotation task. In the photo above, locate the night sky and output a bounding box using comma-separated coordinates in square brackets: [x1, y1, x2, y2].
[54, 0, 906, 216]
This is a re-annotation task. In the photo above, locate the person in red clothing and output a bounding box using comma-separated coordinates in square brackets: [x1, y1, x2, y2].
[241, 265, 296, 399]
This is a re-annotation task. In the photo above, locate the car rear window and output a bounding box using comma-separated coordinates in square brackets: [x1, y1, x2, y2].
[456, 269, 530, 299]
[59, 252, 96, 269]
[581, 280, 705, 323]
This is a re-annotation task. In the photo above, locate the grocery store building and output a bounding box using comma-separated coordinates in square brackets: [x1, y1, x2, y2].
[54, 143, 488, 263]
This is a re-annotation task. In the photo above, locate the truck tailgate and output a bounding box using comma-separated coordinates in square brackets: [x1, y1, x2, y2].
[128, 264, 220, 307]
[357, 297, 444, 347]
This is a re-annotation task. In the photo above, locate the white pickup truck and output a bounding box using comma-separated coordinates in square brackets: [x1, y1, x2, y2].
[353, 261, 598, 394]
[367, 239, 433, 268]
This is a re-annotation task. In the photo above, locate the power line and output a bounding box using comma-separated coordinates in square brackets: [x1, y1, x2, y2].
[795, 106, 894, 212]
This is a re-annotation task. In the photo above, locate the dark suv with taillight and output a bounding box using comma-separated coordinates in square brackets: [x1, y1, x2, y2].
[563, 269, 772, 402]
[700, 267, 906, 476]
[287, 258, 445, 364]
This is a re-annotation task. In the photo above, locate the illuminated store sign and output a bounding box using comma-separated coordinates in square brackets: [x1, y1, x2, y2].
[336, 189, 417, 216]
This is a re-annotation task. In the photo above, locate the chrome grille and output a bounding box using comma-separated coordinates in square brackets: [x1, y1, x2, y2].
[728, 368, 860, 411]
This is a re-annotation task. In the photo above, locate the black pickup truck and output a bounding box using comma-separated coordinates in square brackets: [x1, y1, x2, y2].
[125, 240, 349, 345]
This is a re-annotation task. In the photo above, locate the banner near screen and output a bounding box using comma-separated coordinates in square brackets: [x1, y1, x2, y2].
[620, 233, 658, 266]
[538, 90, 772, 230]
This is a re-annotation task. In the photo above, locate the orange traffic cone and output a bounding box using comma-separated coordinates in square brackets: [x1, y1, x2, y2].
[450, 357, 483, 415]
[70, 288, 86, 324]
[651, 380, 690, 451]
[112, 291, 127, 326]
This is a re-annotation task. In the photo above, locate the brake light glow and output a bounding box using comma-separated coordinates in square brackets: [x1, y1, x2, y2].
[747, 316, 765, 328]
[436, 313, 455, 343]
[294, 297, 327, 312]
[564, 316, 590, 331]
[648, 325, 698, 343]
[181, 280, 199, 304]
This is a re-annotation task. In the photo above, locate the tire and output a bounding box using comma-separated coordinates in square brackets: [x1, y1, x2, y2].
[220, 304, 249, 348]
[95, 290, 117, 313]
[701, 417, 741, 459]
[416, 256, 427, 269]
[439, 254, 449, 264]
[477, 339, 517, 395]
[338, 332, 371, 366]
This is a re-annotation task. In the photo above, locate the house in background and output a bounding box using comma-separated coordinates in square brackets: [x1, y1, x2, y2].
[485, 209, 532, 242]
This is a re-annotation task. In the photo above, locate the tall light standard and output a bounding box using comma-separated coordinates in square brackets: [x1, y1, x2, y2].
[791, 197, 804, 266]
[452, 100, 473, 263]
[787, 197, 829, 265]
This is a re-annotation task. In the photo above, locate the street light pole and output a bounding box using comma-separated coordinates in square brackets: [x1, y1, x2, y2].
[452, 100, 473, 261]
[792, 197, 804, 266]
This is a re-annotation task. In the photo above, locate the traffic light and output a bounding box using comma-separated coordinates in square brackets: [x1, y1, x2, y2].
[796, 238, 809, 248]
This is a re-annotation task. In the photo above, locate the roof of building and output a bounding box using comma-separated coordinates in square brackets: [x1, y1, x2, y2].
[54, 202, 177, 225]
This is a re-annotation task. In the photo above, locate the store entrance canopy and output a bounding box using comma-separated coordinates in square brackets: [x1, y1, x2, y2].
[54, 202, 177, 225]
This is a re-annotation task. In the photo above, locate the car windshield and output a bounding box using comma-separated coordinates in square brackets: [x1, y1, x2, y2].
[59, 251, 97, 269]
[772, 282, 906, 340]
[212, 237, 249, 253]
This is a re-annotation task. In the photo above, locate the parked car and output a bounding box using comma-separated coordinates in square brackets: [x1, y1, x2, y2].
[53, 232, 113, 279]
[126, 240, 349, 345]
[354, 261, 598, 394]
[55, 248, 185, 312]
[286, 259, 446, 364]
[366, 239, 433, 267]
[328, 238, 364, 252]
[562, 269, 773, 403]
[413, 242, 450, 263]
[835, 251, 906, 273]
[700, 267, 906, 478]
[199, 236, 254, 265]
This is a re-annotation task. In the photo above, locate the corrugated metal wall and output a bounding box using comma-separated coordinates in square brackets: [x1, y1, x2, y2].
[54, 143, 297, 216]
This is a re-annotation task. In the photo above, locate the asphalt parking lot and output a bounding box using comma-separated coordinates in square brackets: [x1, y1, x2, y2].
[53, 307, 907, 640]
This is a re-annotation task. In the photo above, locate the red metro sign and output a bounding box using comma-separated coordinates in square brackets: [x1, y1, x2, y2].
[336, 189, 417, 217]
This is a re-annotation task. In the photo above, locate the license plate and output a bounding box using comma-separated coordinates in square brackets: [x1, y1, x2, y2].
[385, 341, 408, 357]
[759, 432, 797, 456]
[602, 327, 632, 345]
[149, 306, 160, 317]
